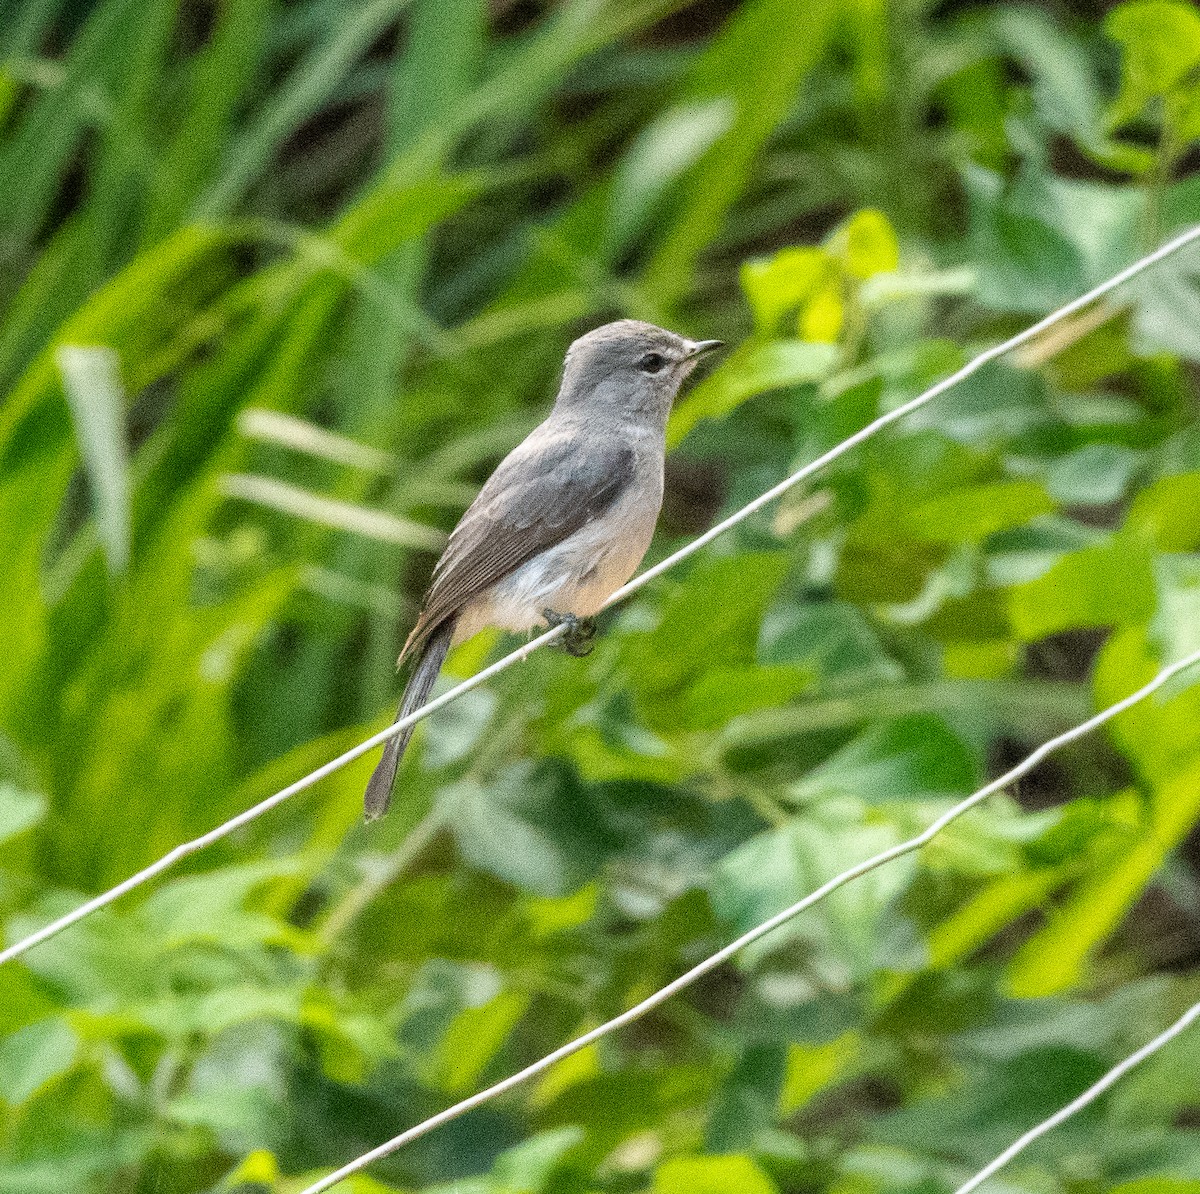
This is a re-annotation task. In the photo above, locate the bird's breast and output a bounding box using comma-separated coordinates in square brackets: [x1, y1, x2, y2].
[453, 464, 663, 641]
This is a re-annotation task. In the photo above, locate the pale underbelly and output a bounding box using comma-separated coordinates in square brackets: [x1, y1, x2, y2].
[452, 517, 655, 643]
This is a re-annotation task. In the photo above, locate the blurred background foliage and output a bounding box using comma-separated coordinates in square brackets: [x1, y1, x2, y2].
[3, 0, 1200, 1190]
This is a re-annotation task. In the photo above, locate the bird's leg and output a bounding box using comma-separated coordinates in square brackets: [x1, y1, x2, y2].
[543, 609, 597, 657]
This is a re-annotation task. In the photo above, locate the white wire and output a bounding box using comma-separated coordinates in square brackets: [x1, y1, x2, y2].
[1, 223, 1197, 973]
[296, 647, 1200, 1194]
[955, 997, 1200, 1194]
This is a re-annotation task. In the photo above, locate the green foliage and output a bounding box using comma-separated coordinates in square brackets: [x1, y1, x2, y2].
[3, 1, 1200, 1193]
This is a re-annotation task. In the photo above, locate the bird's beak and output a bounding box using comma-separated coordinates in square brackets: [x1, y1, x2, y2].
[686, 339, 724, 359]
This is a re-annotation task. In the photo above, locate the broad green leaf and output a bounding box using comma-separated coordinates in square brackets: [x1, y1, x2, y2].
[1046, 444, 1142, 505]
[835, 531, 945, 604]
[491, 1127, 584, 1190]
[0, 1020, 77, 1105]
[760, 601, 900, 684]
[677, 663, 814, 730]
[0, 784, 45, 844]
[964, 164, 1141, 312]
[907, 480, 1055, 544]
[789, 714, 976, 805]
[712, 812, 913, 976]
[630, 552, 791, 698]
[1152, 557, 1200, 694]
[778, 1032, 860, 1114]
[133, 985, 304, 1039]
[978, 6, 1108, 148]
[223, 1151, 281, 1187]
[433, 989, 530, 1093]
[1128, 471, 1200, 550]
[1008, 538, 1156, 639]
[799, 283, 844, 343]
[1129, 249, 1200, 362]
[706, 1044, 786, 1151]
[1095, 626, 1200, 785]
[141, 860, 304, 946]
[443, 763, 608, 898]
[875, 1046, 1109, 1155]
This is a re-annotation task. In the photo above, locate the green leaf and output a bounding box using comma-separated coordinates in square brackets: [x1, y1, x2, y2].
[1045, 444, 1142, 505]
[677, 663, 815, 731]
[760, 601, 900, 685]
[927, 865, 1073, 969]
[630, 552, 792, 698]
[712, 811, 913, 977]
[1106, 0, 1200, 127]
[220, 473, 446, 550]
[778, 1033, 860, 1115]
[1151, 556, 1200, 699]
[906, 479, 1055, 544]
[141, 860, 303, 947]
[491, 1127, 584, 1190]
[1008, 538, 1156, 639]
[835, 533, 945, 604]
[0, 1020, 77, 1105]
[0, 784, 45, 844]
[443, 763, 608, 898]
[1128, 248, 1200, 362]
[790, 714, 977, 805]
[654, 1154, 778, 1194]
[433, 988, 529, 1093]
[55, 345, 131, 575]
[193, 0, 415, 218]
[644, 0, 837, 306]
[1128, 471, 1200, 550]
[1008, 757, 1200, 995]
[706, 1045, 786, 1151]
[1096, 626, 1200, 785]
[1110, 1177, 1200, 1194]
[610, 98, 735, 250]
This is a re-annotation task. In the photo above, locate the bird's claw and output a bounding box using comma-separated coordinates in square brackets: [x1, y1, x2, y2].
[543, 609, 597, 657]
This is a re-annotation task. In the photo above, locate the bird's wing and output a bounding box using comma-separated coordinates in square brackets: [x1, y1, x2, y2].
[400, 431, 636, 660]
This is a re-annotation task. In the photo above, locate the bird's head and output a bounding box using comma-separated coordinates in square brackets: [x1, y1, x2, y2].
[556, 320, 723, 425]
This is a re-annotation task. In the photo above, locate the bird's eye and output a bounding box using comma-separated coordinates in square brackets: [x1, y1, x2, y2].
[638, 351, 667, 374]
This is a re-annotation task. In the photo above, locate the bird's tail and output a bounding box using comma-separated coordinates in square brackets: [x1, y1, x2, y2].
[363, 617, 456, 822]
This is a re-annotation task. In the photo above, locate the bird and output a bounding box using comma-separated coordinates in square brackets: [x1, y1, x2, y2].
[363, 319, 723, 820]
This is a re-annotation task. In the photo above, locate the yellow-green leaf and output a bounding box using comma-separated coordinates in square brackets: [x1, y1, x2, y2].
[655, 1155, 778, 1194]
[1106, 0, 1200, 126]
[740, 246, 831, 330]
[800, 283, 844, 342]
[831, 208, 900, 279]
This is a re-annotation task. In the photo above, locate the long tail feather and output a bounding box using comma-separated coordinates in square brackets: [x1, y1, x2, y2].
[363, 617, 456, 822]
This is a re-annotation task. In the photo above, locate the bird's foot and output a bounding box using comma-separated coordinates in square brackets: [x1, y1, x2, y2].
[543, 609, 597, 657]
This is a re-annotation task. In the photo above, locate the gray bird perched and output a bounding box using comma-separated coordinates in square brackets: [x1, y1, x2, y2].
[363, 319, 723, 820]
